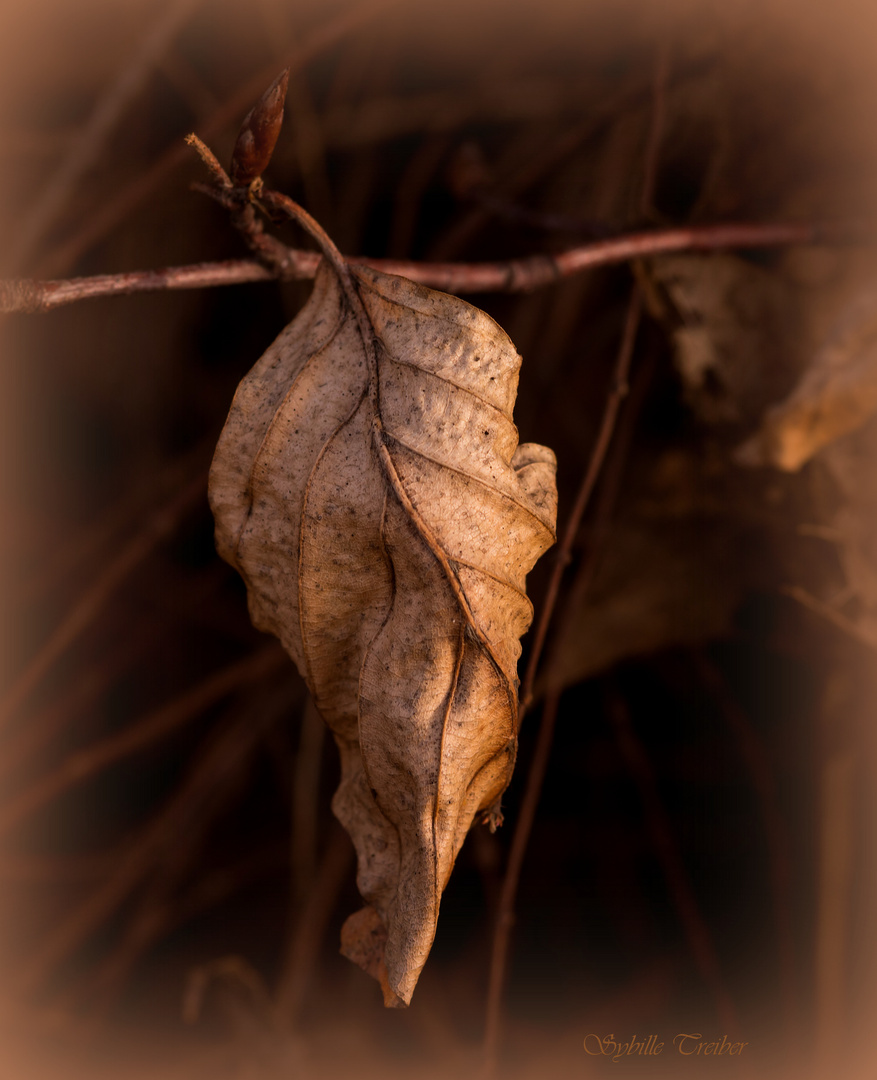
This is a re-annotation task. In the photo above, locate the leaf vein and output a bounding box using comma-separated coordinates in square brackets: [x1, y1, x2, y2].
[383, 431, 556, 538]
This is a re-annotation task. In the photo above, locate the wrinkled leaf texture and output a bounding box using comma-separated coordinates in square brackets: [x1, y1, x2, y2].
[209, 260, 557, 1006]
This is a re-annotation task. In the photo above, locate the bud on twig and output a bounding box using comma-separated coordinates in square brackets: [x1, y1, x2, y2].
[229, 68, 290, 189]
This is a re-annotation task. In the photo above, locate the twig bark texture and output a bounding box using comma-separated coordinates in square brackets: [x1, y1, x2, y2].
[0, 220, 855, 314]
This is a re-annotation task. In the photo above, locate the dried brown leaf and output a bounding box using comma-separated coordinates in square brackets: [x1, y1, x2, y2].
[208, 260, 557, 1006]
[646, 253, 799, 428]
[810, 414, 877, 648]
[542, 452, 776, 696]
[737, 288, 877, 471]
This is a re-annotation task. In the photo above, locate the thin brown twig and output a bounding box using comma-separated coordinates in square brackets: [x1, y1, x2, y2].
[14, 687, 290, 994]
[482, 47, 670, 1074]
[1, 449, 213, 783]
[81, 845, 290, 1013]
[274, 824, 354, 1025]
[6, 0, 203, 272]
[0, 850, 115, 885]
[79, 846, 285, 1015]
[503, 371, 746, 1052]
[607, 688, 742, 1037]
[1, 218, 861, 314]
[694, 651, 799, 1048]
[184, 133, 232, 190]
[640, 42, 670, 220]
[476, 343, 655, 1069]
[157, 46, 221, 120]
[519, 287, 644, 715]
[0, 473, 205, 728]
[0, 646, 285, 838]
[285, 66, 334, 228]
[181, 955, 275, 1030]
[782, 584, 877, 650]
[431, 72, 650, 260]
[517, 36, 673, 712]
[32, 0, 404, 280]
[814, 751, 856, 1069]
[330, 38, 397, 252]
[41, 683, 299, 1028]
[389, 135, 455, 256]
[0, 633, 147, 786]
[290, 697, 325, 906]
[539, 345, 660, 701]
[322, 75, 620, 153]
[0, 259, 285, 313]
[16, 439, 212, 611]
[71, 688, 299, 1015]
[458, 191, 616, 239]
[438, 55, 720, 260]
[480, 688, 560, 1079]
[481, 287, 644, 1078]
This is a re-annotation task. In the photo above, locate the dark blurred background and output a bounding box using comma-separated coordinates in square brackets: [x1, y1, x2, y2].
[1, 1, 877, 1077]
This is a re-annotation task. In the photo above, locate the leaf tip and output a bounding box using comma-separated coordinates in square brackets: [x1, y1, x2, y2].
[340, 905, 409, 1008]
